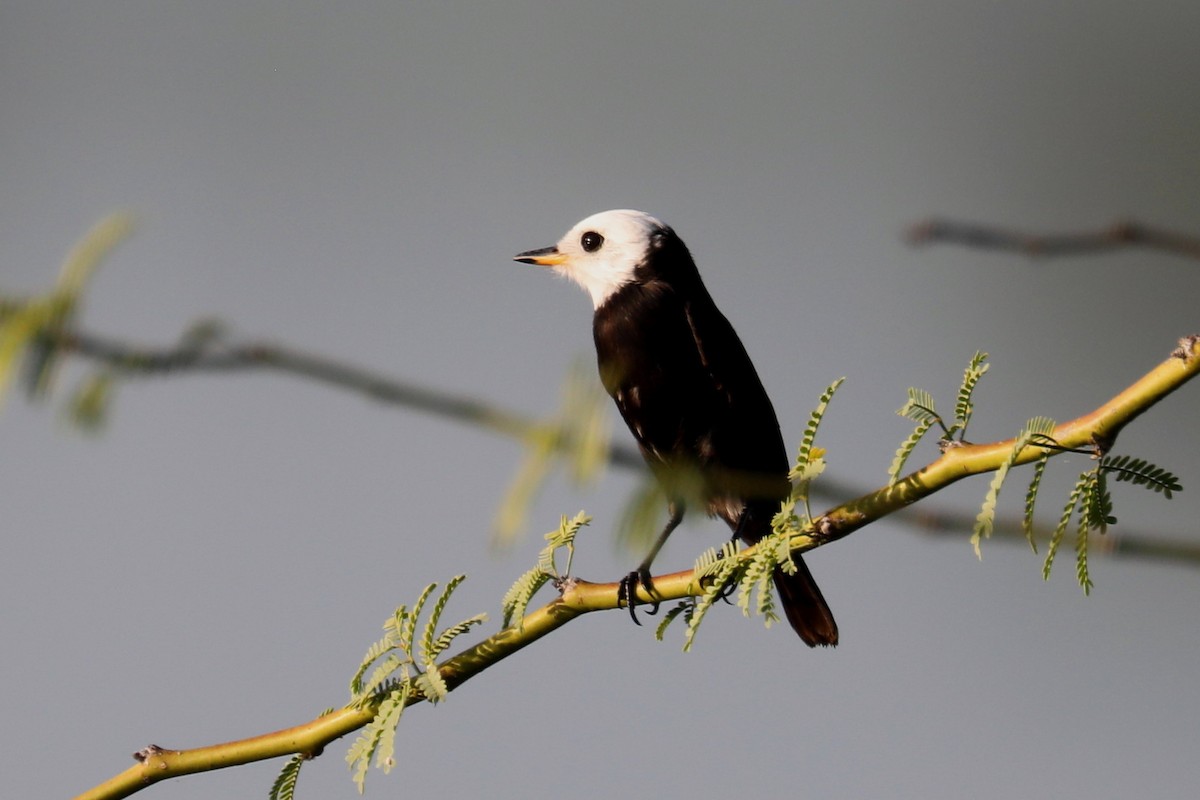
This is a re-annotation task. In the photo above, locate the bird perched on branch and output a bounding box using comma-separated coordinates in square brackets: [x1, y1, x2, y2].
[515, 209, 837, 647]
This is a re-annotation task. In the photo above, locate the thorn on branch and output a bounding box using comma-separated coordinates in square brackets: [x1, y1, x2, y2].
[132, 744, 172, 763]
[1090, 432, 1115, 459]
[1172, 334, 1200, 363]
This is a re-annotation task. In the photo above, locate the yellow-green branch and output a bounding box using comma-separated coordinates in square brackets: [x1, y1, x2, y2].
[75, 335, 1198, 800]
[818, 335, 1199, 544]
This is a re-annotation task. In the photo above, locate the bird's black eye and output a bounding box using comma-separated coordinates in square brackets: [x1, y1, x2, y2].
[581, 231, 604, 252]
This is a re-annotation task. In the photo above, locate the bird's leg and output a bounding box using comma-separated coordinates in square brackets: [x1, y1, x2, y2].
[618, 501, 684, 625]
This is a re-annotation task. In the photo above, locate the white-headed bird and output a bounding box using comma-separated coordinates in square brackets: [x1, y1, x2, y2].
[516, 209, 837, 646]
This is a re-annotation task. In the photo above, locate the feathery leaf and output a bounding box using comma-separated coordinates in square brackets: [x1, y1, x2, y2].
[269, 755, 305, 800]
[420, 576, 466, 666]
[1044, 476, 1086, 581]
[430, 613, 489, 661]
[414, 664, 449, 704]
[973, 417, 1054, 557]
[654, 602, 691, 641]
[1022, 455, 1050, 553]
[1100, 455, 1182, 498]
[896, 387, 941, 427]
[953, 351, 989, 436]
[501, 567, 553, 629]
[792, 377, 844, 478]
[889, 417, 935, 485]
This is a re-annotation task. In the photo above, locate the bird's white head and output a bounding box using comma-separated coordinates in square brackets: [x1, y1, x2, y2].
[515, 209, 668, 309]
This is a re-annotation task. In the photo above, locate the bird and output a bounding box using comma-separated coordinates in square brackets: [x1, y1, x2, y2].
[514, 209, 838, 647]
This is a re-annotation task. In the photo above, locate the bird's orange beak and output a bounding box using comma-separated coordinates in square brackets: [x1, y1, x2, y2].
[514, 246, 568, 267]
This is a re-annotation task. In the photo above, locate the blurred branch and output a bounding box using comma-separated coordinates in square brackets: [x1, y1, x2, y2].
[32, 326, 1200, 568]
[51, 327, 571, 447]
[74, 334, 1200, 800]
[902, 506, 1200, 568]
[906, 218, 1200, 261]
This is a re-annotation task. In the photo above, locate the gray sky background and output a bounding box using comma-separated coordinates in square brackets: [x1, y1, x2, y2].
[3, 2, 1198, 799]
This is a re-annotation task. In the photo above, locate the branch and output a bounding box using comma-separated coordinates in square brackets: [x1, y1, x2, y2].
[75, 334, 1200, 800]
[817, 336, 1200, 544]
[903, 506, 1200, 568]
[45, 328, 647, 470]
[37, 327, 1200, 566]
[906, 218, 1200, 261]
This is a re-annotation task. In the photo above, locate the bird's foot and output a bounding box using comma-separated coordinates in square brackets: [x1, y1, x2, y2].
[617, 568, 661, 625]
[714, 574, 738, 605]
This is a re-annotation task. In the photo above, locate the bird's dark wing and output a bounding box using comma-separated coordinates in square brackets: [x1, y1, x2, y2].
[678, 283, 789, 485]
[592, 279, 788, 510]
[593, 281, 719, 468]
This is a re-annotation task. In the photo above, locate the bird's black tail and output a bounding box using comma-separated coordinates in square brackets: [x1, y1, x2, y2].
[736, 502, 838, 647]
[773, 556, 839, 647]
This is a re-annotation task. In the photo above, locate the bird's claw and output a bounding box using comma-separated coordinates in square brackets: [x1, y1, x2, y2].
[714, 575, 737, 605]
[618, 568, 661, 625]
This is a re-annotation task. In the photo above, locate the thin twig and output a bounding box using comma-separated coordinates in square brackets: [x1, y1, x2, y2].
[42, 327, 1200, 566]
[50, 328, 649, 469]
[907, 219, 1200, 261]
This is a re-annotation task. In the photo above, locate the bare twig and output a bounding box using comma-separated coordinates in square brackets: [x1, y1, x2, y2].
[48, 328, 651, 467]
[40, 327, 1200, 567]
[906, 218, 1200, 261]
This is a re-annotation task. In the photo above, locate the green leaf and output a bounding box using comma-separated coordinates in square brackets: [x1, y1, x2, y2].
[1044, 476, 1086, 581]
[1022, 455, 1050, 553]
[492, 364, 608, 548]
[350, 627, 403, 697]
[66, 371, 115, 432]
[792, 377, 844, 478]
[1100, 455, 1183, 498]
[354, 655, 406, 707]
[492, 426, 558, 547]
[0, 301, 51, 411]
[896, 387, 941, 427]
[54, 212, 135, 299]
[616, 478, 667, 554]
[953, 351, 989, 436]
[1075, 513, 1093, 595]
[559, 360, 612, 483]
[1080, 471, 1115, 534]
[681, 540, 742, 650]
[737, 532, 793, 628]
[420, 575, 466, 666]
[973, 417, 1055, 558]
[365, 685, 409, 781]
[654, 602, 691, 641]
[347, 687, 406, 795]
[888, 416, 935, 486]
[269, 755, 305, 800]
[430, 613, 488, 661]
[682, 561, 736, 652]
[403, 582, 438, 655]
[501, 567, 553, 629]
[542, 511, 589, 576]
[972, 462, 1008, 558]
[414, 663, 449, 704]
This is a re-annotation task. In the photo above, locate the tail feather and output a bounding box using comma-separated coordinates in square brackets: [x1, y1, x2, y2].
[774, 555, 839, 647]
[734, 502, 838, 647]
